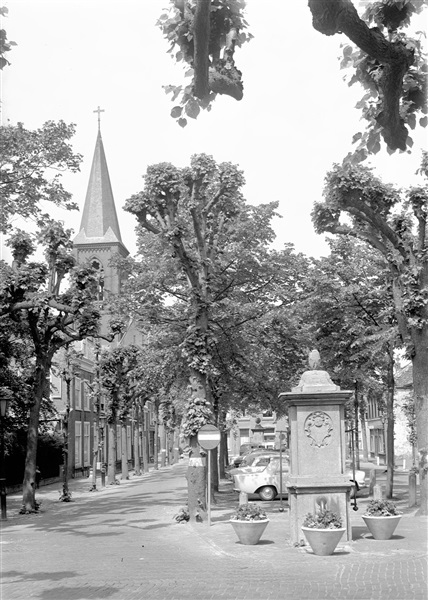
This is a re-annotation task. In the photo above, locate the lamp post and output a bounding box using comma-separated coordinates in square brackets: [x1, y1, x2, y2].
[0, 395, 10, 520]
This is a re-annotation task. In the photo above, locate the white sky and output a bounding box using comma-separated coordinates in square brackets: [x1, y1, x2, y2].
[1, 0, 426, 262]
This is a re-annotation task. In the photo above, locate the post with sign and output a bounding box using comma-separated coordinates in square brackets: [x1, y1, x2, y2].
[197, 424, 221, 526]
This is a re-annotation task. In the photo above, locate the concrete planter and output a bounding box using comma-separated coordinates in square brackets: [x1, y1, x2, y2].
[301, 527, 346, 556]
[362, 515, 402, 540]
[230, 519, 269, 545]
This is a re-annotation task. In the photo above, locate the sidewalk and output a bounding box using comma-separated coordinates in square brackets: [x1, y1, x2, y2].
[1, 460, 427, 600]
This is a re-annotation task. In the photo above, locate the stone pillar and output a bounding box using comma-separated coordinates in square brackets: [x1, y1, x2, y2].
[279, 361, 353, 545]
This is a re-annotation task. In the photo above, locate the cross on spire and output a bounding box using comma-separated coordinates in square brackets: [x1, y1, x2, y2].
[93, 106, 105, 131]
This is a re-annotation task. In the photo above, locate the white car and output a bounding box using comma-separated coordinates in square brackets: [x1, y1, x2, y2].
[227, 451, 286, 479]
[233, 457, 366, 501]
[233, 456, 290, 501]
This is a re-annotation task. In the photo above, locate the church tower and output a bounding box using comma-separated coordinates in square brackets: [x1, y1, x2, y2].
[73, 109, 128, 296]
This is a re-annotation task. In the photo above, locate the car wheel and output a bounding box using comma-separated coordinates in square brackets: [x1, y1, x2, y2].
[258, 486, 277, 501]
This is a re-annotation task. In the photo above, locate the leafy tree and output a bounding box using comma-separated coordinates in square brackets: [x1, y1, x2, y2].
[98, 345, 142, 483]
[0, 121, 82, 232]
[306, 236, 400, 494]
[158, 0, 427, 157]
[310, 0, 427, 158]
[124, 153, 288, 520]
[312, 153, 428, 514]
[0, 221, 115, 512]
[0, 6, 16, 70]
[157, 0, 251, 127]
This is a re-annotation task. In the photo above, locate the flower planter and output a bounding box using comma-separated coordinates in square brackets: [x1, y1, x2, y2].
[230, 519, 269, 545]
[362, 515, 402, 540]
[301, 527, 346, 556]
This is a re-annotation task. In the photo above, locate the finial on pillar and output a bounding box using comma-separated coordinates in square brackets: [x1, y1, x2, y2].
[93, 105, 105, 131]
[308, 349, 321, 370]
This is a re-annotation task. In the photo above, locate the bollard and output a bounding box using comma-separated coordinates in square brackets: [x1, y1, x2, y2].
[239, 491, 248, 505]
[369, 469, 376, 496]
[409, 473, 417, 508]
[373, 484, 383, 500]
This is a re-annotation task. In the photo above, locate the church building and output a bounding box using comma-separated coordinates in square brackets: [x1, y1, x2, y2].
[51, 114, 155, 481]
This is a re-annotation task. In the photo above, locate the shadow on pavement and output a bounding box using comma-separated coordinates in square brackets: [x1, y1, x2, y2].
[38, 585, 119, 599]
[2, 569, 78, 583]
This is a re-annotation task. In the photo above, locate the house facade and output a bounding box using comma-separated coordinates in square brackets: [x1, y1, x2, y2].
[361, 363, 413, 466]
[228, 411, 289, 458]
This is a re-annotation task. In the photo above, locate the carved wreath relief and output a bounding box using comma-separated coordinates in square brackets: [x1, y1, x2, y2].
[304, 411, 333, 448]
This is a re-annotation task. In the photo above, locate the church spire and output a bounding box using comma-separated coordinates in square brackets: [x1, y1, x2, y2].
[74, 111, 126, 249]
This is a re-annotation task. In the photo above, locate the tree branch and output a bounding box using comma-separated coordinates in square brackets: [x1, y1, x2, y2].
[308, 0, 414, 151]
[135, 208, 161, 235]
[193, 0, 211, 100]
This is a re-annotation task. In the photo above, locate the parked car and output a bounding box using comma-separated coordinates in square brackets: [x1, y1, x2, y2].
[232, 455, 290, 500]
[226, 450, 285, 478]
[232, 457, 366, 501]
[227, 451, 286, 478]
[227, 445, 266, 469]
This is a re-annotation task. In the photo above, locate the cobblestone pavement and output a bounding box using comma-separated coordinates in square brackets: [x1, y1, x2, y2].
[1, 461, 427, 600]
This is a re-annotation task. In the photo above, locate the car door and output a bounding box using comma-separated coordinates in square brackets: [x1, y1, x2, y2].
[270, 457, 290, 493]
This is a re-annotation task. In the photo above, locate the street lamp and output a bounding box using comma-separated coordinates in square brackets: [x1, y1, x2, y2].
[0, 395, 10, 521]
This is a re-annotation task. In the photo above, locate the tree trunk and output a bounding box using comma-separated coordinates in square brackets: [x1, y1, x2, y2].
[211, 447, 219, 493]
[22, 358, 50, 512]
[219, 429, 228, 479]
[153, 417, 159, 470]
[159, 422, 166, 467]
[412, 331, 428, 515]
[144, 408, 151, 466]
[142, 411, 149, 473]
[360, 411, 369, 463]
[61, 405, 71, 499]
[354, 382, 360, 470]
[167, 430, 174, 465]
[121, 422, 128, 480]
[107, 421, 116, 484]
[91, 419, 99, 490]
[385, 351, 395, 499]
[133, 404, 141, 476]
[22, 400, 41, 511]
[173, 428, 180, 464]
[186, 435, 207, 523]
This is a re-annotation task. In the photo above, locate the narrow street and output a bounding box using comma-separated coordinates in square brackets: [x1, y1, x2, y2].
[1, 461, 427, 600]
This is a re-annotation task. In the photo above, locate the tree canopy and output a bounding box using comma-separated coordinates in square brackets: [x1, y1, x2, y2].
[0, 220, 117, 511]
[312, 151, 428, 513]
[158, 0, 427, 159]
[0, 121, 82, 233]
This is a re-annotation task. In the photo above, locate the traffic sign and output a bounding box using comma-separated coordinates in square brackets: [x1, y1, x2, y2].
[197, 424, 221, 450]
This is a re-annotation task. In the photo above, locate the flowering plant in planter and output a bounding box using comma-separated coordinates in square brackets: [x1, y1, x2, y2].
[232, 503, 267, 521]
[302, 509, 343, 529]
[363, 499, 401, 517]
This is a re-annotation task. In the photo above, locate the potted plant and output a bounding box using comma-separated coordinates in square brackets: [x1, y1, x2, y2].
[362, 499, 402, 540]
[229, 503, 269, 545]
[301, 509, 346, 556]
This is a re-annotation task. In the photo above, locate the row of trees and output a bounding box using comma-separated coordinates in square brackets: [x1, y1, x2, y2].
[149, 0, 428, 515]
[1, 0, 426, 516]
[1, 123, 421, 514]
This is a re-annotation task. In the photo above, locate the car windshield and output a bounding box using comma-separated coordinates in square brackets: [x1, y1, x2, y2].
[241, 454, 276, 467]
